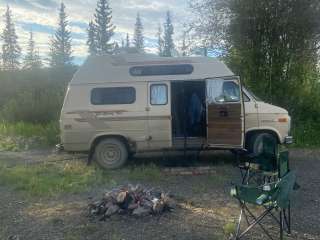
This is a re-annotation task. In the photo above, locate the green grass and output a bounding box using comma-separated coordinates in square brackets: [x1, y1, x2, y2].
[0, 121, 59, 151]
[124, 164, 162, 182]
[0, 159, 164, 197]
[0, 161, 110, 197]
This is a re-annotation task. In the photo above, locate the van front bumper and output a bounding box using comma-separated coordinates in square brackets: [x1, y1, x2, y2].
[284, 136, 293, 144]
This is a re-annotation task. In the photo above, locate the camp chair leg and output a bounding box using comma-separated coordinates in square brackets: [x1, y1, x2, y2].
[242, 205, 275, 240]
[283, 203, 291, 234]
[280, 210, 284, 240]
[235, 208, 243, 239]
[235, 203, 275, 240]
[288, 202, 291, 234]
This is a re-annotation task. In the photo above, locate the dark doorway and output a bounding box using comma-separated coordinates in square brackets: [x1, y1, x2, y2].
[171, 81, 207, 143]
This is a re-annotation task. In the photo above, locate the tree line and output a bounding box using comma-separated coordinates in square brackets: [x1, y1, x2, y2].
[190, 0, 320, 122]
[0, 0, 176, 71]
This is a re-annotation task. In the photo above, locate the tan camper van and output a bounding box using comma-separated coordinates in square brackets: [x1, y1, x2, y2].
[60, 53, 292, 169]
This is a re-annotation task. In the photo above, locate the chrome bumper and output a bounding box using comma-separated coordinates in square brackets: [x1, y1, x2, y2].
[284, 136, 293, 144]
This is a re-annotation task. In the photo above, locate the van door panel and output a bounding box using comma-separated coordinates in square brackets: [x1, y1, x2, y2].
[206, 78, 244, 147]
[147, 82, 172, 149]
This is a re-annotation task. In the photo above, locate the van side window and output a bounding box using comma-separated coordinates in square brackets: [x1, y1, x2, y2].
[207, 80, 240, 103]
[91, 87, 136, 105]
[150, 84, 168, 105]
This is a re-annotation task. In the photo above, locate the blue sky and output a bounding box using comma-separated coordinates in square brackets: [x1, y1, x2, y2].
[0, 0, 191, 65]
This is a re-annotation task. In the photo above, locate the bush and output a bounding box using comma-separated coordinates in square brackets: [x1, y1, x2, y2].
[292, 121, 320, 148]
[0, 67, 76, 124]
[0, 121, 60, 150]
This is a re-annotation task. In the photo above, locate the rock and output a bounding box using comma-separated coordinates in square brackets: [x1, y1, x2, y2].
[128, 203, 139, 210]
[105, 204, 120, 217]
[152, 200, 165, 214]
[132, 206, 151, 217]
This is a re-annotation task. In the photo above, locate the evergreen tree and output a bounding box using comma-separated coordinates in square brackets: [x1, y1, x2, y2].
[162, 11, 174, 57]
[126, 33, 130, 48]
[94, 0, 115, 54]
[181, 31, 188, 56]
[113, 41, 120, 54]
[23, 31, 42, 69]
[133, 12, 144, 51]
[87, 21, 97, 55]
[49, 3, 73, 67]
[121, 38, 125, 48]
[156, 24, 164, 56]
[1, 6, 21, 70]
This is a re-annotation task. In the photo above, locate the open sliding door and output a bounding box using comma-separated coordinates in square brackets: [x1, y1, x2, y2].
[206, 77, 244, 148]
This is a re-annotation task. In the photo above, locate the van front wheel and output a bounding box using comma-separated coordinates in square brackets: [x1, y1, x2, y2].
[94, 138, 128, 169]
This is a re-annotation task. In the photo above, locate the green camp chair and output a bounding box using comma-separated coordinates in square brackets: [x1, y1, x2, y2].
[231, 170, 296, 240]
[240, 135, 289, 184]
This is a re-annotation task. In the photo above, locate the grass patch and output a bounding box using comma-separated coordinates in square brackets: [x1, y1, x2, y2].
[124, 164, 162, 182]
[0, 121, 59, 151]
[223, 222, 236, 236]
[0, 160, 110, 197]
[0, 159, 165, 197]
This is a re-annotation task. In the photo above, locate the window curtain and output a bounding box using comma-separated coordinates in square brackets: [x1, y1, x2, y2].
[206, 79, 223, 104]
[151, 85, 167, 105]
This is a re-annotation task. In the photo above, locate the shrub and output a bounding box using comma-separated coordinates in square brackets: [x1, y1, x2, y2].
[0, 121, 60, 149]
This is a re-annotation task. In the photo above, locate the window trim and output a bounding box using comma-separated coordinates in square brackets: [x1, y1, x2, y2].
[90, 87, 136, 105]
[150, 83, 168, 106]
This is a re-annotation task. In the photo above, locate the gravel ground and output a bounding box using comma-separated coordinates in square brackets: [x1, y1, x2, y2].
[0, 149, 319, 240]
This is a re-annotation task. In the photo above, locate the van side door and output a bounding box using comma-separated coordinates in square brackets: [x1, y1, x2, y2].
[147, 82, 172, 149]
[206, 78, 244, 148]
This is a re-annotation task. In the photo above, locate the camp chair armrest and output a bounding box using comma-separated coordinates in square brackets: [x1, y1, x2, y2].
[231, 182, 280, 205]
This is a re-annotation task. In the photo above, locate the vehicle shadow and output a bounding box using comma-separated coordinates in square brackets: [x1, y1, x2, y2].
[128, 150, 237, 168]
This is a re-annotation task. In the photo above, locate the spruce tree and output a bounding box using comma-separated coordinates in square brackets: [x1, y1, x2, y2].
[156, 24, 164, 56]
[23, 31, 42, 69]
[1, 6, 21, 70]
[94, 0, 115, 54]
[133, 12, 144, 51]
[121, 38, 125, 48]
[163, 11, 174, 57]
[49, 3, 73, 67]
[113, 41, 120, 54]
[87, 21, 97, 55]
[126, 33, 130, 48]
[181, 31, 187, 56]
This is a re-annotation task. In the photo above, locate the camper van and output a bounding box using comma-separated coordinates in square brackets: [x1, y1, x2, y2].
[60, 53, 292, 169]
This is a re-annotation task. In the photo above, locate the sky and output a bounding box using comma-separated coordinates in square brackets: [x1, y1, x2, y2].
[0, 0, 191, 65]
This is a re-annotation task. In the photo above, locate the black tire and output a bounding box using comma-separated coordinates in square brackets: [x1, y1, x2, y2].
[246, 133, 277, 155]
[94, 138, 128, 169]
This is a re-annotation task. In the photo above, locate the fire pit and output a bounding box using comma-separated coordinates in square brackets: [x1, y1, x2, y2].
[88, 184, 176, 220]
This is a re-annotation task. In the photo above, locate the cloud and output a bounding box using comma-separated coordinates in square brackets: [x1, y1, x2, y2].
[0, 0, 192, 64]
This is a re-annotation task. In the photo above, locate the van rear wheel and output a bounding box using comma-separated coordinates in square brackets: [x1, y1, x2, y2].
[94, 138, 128, 169]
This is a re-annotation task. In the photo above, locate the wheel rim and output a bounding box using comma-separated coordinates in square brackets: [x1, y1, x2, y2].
[98, 143, 121, 165]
